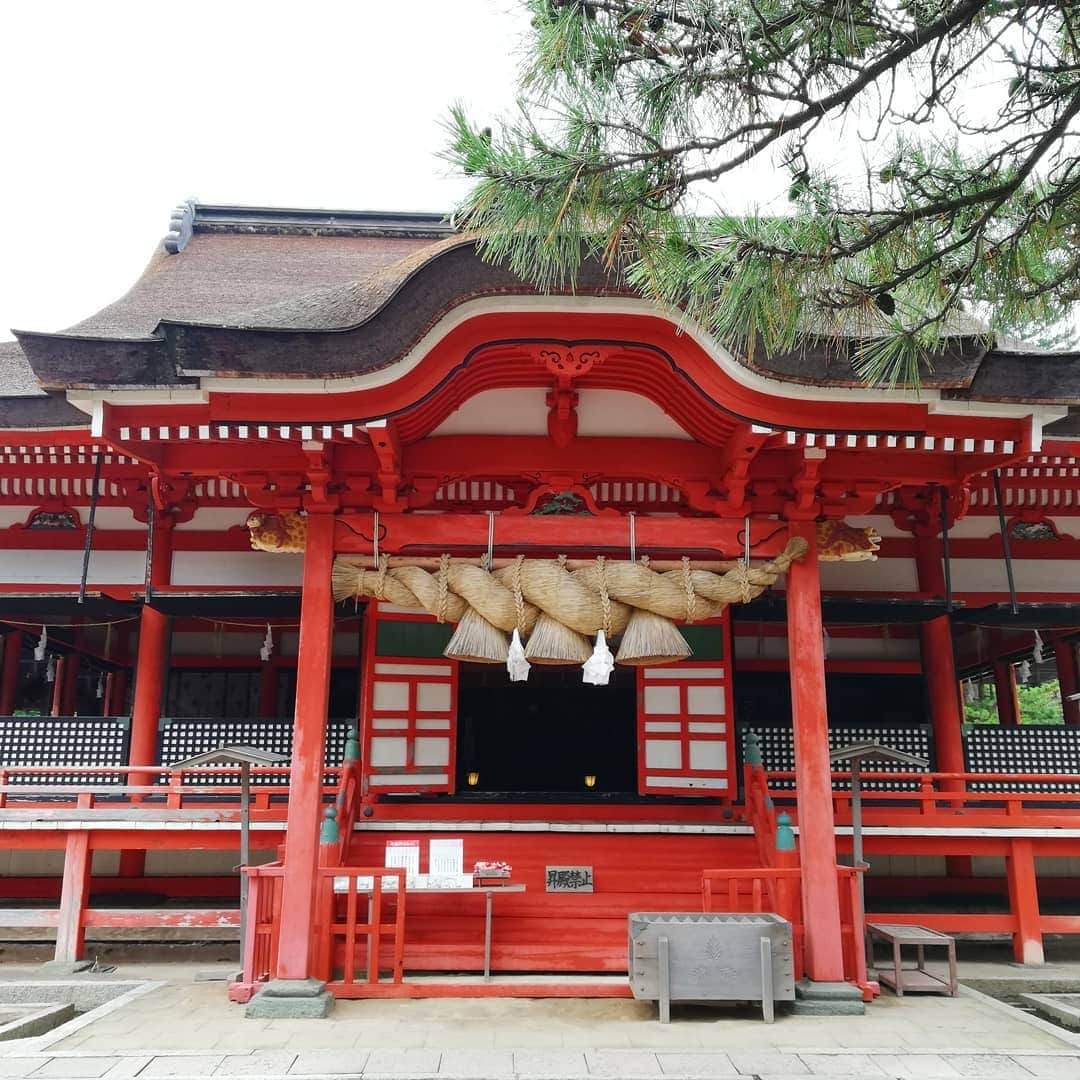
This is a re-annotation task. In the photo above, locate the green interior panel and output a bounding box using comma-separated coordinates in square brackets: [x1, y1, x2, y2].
[680, 624, 725, 660]
[375, 619, 454, 658]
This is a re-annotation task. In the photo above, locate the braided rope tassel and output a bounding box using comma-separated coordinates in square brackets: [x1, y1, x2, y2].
[436, 553, 450, 623]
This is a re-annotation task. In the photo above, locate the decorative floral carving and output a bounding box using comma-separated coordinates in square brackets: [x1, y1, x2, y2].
[11, 502, 81, 531]
[533, 491, 590, 516]
[1009, 518, 1062, 542]
[26, 508, 79, 530]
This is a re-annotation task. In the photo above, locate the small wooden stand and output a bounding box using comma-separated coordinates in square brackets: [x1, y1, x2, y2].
[867, 923, 957, 996]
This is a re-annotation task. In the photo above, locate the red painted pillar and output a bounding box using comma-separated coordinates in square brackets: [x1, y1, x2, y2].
[914, 533, 969, 875]
[1006, 838, 1044, 964]
[54, 831, 92, 964]
[128, 521, 174, 772]
[61, 651, 80, 715]
[50, 657, 66, 717]
[993, 661, 1021, 726]
[109, 669, 129, 716]
[914, 537, 966, 778]
[786, 520, 845, 984]
[0, 631, 21, 714]
[258, 662, 279, 720]
[1055, 638, 1080, 727]
[122, 520, 173, 879]
[275, 512, 336, 981]
[357, 603, 377, 809]
[128, 608, 169, 768]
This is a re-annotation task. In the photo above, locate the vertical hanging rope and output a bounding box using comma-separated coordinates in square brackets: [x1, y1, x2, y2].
[372, 510, 380, 568]
[143, 489, 156, 602]
[628, 512, 636, 564]
[486, 511, 495, 570]
[596, 556, 612, 635]
[78, 450, 103, 605]
[939, 486, 954, 613]
[436, 553, 450, 623]
[512, 555, 527, 633]
[374, 553, 389, 600]
[744, 515, 752, 568]
[681, 556, 697, 624]
[992, 470, 1018, 615]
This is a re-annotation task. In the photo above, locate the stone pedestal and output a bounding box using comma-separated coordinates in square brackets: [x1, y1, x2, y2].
[37, 959, 95, 976]
[245, 978, 334, 1019]
[792, 979, 866, 1015]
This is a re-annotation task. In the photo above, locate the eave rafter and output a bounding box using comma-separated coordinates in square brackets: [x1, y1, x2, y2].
[50, 308, 1034, 523]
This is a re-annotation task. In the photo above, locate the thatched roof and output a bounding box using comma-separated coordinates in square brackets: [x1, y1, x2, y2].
[4, 202, 1078, 424]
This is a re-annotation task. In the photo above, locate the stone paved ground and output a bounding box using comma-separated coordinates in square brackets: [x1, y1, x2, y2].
[0, 962, 1078, 1078]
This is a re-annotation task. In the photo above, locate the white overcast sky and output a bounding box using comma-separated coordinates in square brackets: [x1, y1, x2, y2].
[5, 2, 1060, 349]
[0, 1, 537, 341]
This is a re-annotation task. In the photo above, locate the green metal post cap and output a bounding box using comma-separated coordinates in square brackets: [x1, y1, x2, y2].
[319, 804, 339, 844]
[743, 729, 762, 765]
[776, 811, 796, 851]
[343, 726, 360, 763]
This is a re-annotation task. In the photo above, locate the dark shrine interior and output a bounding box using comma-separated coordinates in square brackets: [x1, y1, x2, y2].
[456, 663, 638, 796]
[453, 663, 932, 800]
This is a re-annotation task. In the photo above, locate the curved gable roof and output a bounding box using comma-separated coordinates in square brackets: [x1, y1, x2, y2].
[6, 202, 1079, 411]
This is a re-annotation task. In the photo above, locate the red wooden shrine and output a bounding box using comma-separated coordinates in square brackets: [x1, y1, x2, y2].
[0, 203, 1078, 1005]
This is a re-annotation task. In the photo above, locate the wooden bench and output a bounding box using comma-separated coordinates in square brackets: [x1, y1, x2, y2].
[867, 922, 957, 996]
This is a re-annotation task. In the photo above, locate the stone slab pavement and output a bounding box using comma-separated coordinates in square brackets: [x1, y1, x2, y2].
[2, 961, 1080, 1078]
[0, 1046, 1079, 1079]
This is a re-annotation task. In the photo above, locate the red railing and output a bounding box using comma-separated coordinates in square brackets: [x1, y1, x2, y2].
[0, 764, 342, 813]
[229, 862, 285, 1003]
[230, 862, 408, 1002]
[702, 867, 805, 980]
[764, 770, 1080, 821]
[314, 866, 407, 996]
[701, 864, 869, 994]
[333, 757, 362, 864]
[743, 757, 781, 868]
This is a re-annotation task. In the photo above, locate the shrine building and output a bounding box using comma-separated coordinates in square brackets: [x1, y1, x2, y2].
[0, 202, 1079, 1010]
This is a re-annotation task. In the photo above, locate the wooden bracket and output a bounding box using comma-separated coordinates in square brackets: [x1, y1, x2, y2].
[301, 441, 340, 513]
[783, 449, 826, 520]
[365, 419, 406, 512]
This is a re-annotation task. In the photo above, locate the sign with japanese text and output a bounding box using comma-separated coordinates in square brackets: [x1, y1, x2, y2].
[545, 866, 594, 892]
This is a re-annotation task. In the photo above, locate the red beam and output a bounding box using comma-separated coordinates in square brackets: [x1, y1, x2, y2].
[335, 511, 789, 558]
[82, 908, 239, 928]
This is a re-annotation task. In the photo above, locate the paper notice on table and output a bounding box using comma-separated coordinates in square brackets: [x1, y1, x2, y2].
[333, 875, 403, 893]
[409, 872, 474, 890]
[429, 838, 464, 875]
[385, 840, 420, 875]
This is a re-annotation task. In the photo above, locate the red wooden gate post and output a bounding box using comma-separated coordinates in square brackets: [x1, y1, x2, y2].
[53, 831, 92, 968]
[1006, 838, 1044, 964]
[248, 511, 336, 1018]
[785, 520, 845, 985]
[1055, 638, 1080, 727]
[0, 630, 20, 715]
[993, 661, 1021, 726]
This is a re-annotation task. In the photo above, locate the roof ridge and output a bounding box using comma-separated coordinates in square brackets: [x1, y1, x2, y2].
[164, 201, 455, 252]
